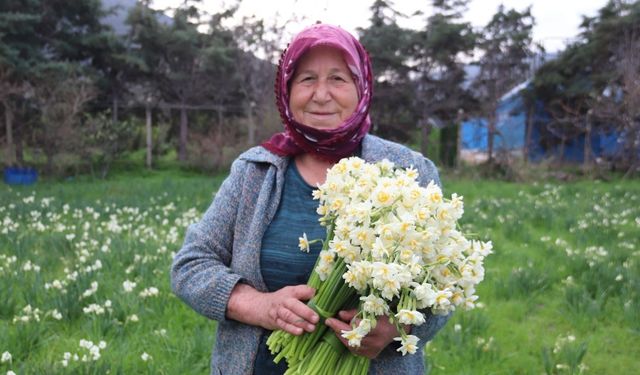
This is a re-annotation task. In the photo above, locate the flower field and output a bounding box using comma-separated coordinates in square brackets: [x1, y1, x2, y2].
[1, 172, 638, 374]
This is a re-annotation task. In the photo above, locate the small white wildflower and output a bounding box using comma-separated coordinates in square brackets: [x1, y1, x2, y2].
[154, 329, 167, 337]
[79, 339, 92, 349]
[83, 304, 105, 315]
[81, 281, 99, 299]
[139, 287, 159, 298]
[1, 351, 11, 363]
[51, 309, 63, 320]
[122, 280, 137, 293]
[141, 352, 152, 361]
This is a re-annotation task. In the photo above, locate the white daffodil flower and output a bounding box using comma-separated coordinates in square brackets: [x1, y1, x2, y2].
[394, 335, 419, 355]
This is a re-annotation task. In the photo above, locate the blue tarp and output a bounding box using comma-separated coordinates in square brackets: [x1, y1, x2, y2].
[461, 93, 526, 151]
[460, 85, 625, 162]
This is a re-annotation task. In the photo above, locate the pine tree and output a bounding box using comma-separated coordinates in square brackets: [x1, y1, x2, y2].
[474, 5, 537, 163]
[413, 0, 476, 163]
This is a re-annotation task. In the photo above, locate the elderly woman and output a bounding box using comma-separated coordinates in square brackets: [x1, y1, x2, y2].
[171, 24, 449, 375]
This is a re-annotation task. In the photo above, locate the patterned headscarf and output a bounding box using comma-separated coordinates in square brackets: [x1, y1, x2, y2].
[261, 24, 373, 162]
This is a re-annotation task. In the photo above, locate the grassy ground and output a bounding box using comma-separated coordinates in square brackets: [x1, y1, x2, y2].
[428, 177, 640, 374]
[0, 169, 638, 374]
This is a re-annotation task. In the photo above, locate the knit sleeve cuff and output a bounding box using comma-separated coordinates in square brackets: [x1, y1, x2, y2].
[208, 271, 243, 322]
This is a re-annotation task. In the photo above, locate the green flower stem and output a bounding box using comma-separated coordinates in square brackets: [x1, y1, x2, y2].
[285, 332, 345, 375]
[338, 354, 354, 375]
[307, 270, 322, 290]
[315, 259, 347, 305]
[356, 355, 371, 375]
[336, 352, 370, 375]
[297, 323, 329, 361]
[309, 332, 346, 374]
[323, 330, 346, 353]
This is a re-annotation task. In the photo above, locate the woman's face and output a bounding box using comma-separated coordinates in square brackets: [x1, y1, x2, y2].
[289, 46, 359, 130]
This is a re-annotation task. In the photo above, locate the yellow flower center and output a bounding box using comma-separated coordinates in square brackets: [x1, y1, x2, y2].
[377, 191, 391, 204]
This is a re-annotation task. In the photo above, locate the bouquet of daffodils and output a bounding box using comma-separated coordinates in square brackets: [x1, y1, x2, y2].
[268, 157, 492, 374]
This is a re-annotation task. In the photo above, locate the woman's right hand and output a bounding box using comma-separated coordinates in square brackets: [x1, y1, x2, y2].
[227, 283, 319, 335]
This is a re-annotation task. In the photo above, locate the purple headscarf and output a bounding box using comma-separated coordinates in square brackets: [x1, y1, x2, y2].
[261, 24, 373, 162]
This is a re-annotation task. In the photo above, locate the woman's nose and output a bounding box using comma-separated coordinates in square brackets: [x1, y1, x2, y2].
[312, 81, 331, 103]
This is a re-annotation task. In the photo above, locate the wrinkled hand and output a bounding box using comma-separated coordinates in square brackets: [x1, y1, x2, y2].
[258, 285, 319, 336]
[325, 309, 408, 359]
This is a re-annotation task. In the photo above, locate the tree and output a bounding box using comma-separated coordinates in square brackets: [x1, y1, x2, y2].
[161, 2, 211, 162]
[126, 1, 166, 168]
[91, 25, 135, 126]
[127, 1, 242, 163]
[590, 24, 640, 174]
[0, 2, 43, 165]
[233, 16, 281, 146]
[0, 0, 116, 167]
[412, 0, 476, 162]
[81, 110, 136, 178]
[532, 0, 640, 172]
[473, 5, 537, 163]
[202, 7, 243, 155]
[0, 66, 28, 165]
[358, 0, 417, 142]
[608, 31, 640, 175]
[31, 67, 96, 174]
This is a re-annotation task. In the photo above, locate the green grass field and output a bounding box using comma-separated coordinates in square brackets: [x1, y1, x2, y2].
[1, 171, 638, 374]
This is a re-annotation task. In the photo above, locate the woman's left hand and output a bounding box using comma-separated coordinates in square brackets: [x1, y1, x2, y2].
[325, 309, 408, 359]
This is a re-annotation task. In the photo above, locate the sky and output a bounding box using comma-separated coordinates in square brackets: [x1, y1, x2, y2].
[151, 0, 609, 53]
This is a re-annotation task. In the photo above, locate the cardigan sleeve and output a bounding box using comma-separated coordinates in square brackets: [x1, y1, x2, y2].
[170, 158, 247, 322]
[413, 152, 441, 188]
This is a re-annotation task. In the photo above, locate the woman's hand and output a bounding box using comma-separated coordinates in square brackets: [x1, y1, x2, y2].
[325, 309, 409, 359]
[227, 283, 319, 335]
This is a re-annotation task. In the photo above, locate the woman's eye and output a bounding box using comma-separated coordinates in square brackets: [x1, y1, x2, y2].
[332, 75, 346, 82]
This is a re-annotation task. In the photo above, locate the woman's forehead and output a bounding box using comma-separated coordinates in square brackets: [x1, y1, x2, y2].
[296, 46, 350, 69]
[294, 46, 361, 81]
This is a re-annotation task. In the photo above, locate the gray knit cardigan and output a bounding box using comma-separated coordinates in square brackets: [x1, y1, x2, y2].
[171, 134, 450, 375]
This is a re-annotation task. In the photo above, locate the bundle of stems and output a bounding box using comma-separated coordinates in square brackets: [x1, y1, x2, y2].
[269, 257, 356, 365]
[335, 352, 370, 375]
[282, 321, 371, 375]
[267, 220, 357, 365]
[283, 331, 346, 374]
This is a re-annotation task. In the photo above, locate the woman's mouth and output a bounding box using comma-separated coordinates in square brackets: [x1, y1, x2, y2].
[309, 112, 335, 116]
